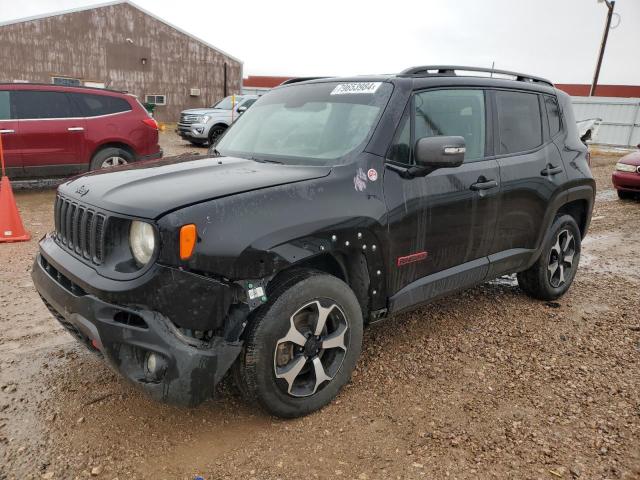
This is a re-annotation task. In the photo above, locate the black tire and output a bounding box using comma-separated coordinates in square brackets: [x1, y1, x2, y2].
[517, 214, 581, 301]
[235, 269, 363, 418]
[208, 124, 227, 146]
[617, 190, 635, 200]
[89, 147, 133, 171]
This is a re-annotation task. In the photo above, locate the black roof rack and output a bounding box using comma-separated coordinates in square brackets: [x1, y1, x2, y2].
[399, 65, 553, 87]
[280, 77, 331, 86]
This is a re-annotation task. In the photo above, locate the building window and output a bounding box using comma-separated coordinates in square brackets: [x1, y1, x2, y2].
[52, 76, 81, 87]
[145, 94, 166, 106]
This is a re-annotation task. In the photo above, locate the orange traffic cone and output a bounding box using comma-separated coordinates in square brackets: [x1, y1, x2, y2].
[0, 132, 30, 243]
[0, 176, 30, 242]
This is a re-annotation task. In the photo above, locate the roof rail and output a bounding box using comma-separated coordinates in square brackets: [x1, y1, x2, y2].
[399, 65, 553, 87]
[280, 77, 331, 86]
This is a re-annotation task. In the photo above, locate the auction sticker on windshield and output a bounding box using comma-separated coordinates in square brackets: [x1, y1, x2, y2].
[331, 82, 382, 95]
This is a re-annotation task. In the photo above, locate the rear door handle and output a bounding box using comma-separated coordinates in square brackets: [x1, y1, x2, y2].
[470, 179, 498, 191]
[0, 129, 15, 134]
[541, 164, 563, 176]
[67, 127, 84, 131]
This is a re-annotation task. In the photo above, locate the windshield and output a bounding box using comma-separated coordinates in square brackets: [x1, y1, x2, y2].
[211, 96, 245, 110]
[215, 81, 393, 166]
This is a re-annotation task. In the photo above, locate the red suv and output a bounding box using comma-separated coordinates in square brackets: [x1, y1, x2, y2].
[0, 84, 162, 179]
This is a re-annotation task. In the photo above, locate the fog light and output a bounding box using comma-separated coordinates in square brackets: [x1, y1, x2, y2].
[144, 352, 167, 381]
[194, 127, 204, 134]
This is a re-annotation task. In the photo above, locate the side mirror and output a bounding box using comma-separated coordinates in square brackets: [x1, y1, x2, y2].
[237, 105, 248, 114]
[414, 136, 466, 169]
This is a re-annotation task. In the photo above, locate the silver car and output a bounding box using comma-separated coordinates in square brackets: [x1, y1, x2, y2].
[177, 94, 259, 146]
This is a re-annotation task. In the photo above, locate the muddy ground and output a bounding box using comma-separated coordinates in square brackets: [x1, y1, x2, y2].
[1, 134, 639, 480]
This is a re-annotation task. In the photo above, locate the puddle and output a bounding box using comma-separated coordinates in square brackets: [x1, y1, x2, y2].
[488, 274, 518, 287]
[595, 189, 617, 202]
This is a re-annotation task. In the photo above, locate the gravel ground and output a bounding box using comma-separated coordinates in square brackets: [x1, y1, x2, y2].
[0, 136, 639, 480]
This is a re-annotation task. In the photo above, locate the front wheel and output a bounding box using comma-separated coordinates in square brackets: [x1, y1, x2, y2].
[235, 270, 363, 418]
[517, 214, 581, 301]
[617, 189, 635, 200]
[208, 125, 227, 146]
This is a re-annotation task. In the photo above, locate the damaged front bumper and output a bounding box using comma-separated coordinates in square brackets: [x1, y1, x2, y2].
[31, 237, 243, 407]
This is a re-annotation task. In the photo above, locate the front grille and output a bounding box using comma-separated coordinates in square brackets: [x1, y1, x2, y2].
[54, 195, 107, 265]
[179, 113, 201, 125]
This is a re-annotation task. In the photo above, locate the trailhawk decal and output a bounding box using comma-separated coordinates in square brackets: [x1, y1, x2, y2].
[331, 82, 382, 95]
[397, 251, 428, 267]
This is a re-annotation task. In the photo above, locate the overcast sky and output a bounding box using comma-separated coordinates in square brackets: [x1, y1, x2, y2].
[0, 0, 638, 84]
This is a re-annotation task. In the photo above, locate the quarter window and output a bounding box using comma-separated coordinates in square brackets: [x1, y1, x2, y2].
[544, 95, 561, 137]
[387, 109, 411, 165]
[12, 91, 74, 119]
[495, 91, 543, 154]
[413, 89, 486, 161]
[0, 91, 9, 120]
[70, 93, 132, 117]
[145, 94, 166, 106]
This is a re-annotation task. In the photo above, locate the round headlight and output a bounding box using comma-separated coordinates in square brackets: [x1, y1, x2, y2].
[129, 221, 155, 266]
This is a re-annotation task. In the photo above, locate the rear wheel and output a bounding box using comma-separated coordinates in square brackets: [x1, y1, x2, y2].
[235, 270, 363, 418]
[89, 147, 133, 171]
[517, 214, 581, 301]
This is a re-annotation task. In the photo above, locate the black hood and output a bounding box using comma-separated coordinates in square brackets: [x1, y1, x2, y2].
[59, 155, 331, 219]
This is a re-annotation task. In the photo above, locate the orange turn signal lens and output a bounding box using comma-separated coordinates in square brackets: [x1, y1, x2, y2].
[179, 224, 197, 260]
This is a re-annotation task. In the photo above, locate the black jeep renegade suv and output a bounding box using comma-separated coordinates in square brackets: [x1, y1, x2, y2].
[32, 66, 595, 418]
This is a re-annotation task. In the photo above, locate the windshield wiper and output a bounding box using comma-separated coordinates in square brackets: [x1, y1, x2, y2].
[210, 148, 222, 157]
[247, 156, 283, 165]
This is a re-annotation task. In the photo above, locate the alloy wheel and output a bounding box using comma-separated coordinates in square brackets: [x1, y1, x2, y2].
[273, 300, 349, 397]
[547, 229, 576, 288]
[209, 127, 225, 145]
[101, 156, 128, 168]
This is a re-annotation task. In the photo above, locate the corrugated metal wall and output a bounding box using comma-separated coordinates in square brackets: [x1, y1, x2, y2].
[0, 3, 243, 122]
[571, 96, 640, 147]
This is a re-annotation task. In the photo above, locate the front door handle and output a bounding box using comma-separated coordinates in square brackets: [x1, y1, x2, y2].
[67, 127, 84, 131]
[541, 164, 563, 176]
[0, 129, 15, 134]
[470, 179, 498, 191]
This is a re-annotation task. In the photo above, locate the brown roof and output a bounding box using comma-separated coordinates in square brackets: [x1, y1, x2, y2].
[555, 84, 640, 98]
[243, 76, 293, 88]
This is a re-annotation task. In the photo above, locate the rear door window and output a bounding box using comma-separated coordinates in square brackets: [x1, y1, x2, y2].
[0, 91, 10, 120]
[12, 91, 74, 119]
[70, 93, 132, 117]
[495, 91, 543, 154]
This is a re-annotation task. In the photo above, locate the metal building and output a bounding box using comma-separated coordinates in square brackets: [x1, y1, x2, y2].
[0, 1, 243, 122]
[572, 97, 640, 148]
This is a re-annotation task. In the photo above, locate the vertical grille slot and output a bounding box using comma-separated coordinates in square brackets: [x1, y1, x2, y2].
[83, 211, 94, 259]
[54, 196, 62, 238]
[66, 203, 76, 249]
[59, 200, 68, 244]
[94, 214, 106, 263]
[74, 206, 85, 254]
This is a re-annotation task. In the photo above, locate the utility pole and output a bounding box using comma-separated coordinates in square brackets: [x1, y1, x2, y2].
[590, 0, 615, 97]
